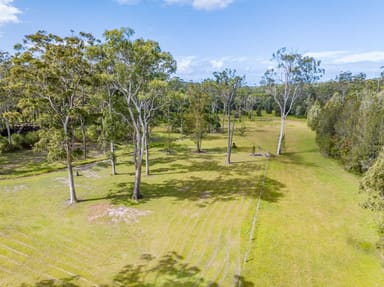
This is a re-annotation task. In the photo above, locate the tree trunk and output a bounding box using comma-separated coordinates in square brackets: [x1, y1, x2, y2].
[276, 115, 285, 155]
[145, 125, 150, 176]
[133, 156, 142, 201]
[133, 131, 137, 168]
[110, 141, 116, 175]
[222, 103, 226, 133]
[226, 109, 232, 164]
[66, 154, 77, 204]
[5, 118, 12, 146]
[132, 132, 145, 201]
[64, 118, 77, 204]
[196, 135, 201, 153]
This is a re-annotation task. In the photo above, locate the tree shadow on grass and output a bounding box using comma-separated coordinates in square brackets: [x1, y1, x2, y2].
[20, 251, 254, 286]
[151, 155, 263, 177]
[107, 173, 286, 207]
[279, 151, 319, 168]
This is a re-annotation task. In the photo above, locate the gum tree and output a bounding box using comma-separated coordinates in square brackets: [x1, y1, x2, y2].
[213, 69, 244, 164]
[101, 28, 175, 200]
[12, 31, 96, 204]
[262, 48, 323, 155]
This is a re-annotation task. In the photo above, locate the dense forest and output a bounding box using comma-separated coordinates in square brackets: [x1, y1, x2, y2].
[0, 29, 383, 249]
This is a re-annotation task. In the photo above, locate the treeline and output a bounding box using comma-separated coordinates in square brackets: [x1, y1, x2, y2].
[307, 72, 384, 173]
[307, 72, 384, 249]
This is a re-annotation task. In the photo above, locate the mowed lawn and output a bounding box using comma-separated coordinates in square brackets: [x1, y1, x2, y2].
[0, 121, 266, 286]
[242, 119, 384, 287]
[0, 117, 383, 286]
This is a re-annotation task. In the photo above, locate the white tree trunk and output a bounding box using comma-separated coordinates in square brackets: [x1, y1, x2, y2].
[226, 109, 232, 165]
[66, 150, 77, 204]
[110, 141, 116, 175]
[132, 131, 145, 201]
[64, 117, 77, 204]
[276, 115, 285, 155]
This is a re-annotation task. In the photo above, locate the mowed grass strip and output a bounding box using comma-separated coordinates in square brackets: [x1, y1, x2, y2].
[0, 124, 264, 286]
[242, 118, 384, 287]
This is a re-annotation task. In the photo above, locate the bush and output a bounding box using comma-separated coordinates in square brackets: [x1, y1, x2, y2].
[0, 136, 10, 153]
[11, 131, 39, 150]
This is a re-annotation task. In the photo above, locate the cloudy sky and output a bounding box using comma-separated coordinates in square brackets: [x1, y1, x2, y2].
[1, 0, 384, 84]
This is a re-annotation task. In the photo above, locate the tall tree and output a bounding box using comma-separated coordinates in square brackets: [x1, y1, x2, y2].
[185, 82, 210, 153]
[101, 28, 175, 201]
[12, 31, 96, 204]
[262, 48, 323, 155]
[213, 69, 244, 164]
[0, 51, 16, 147]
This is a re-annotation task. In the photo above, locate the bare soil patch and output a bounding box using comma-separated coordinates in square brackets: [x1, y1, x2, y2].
[88, 204, 152, 224]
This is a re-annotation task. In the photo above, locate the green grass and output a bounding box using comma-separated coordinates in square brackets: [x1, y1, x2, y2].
[242, 119, 384, 287]
[0, 117, 383, 286]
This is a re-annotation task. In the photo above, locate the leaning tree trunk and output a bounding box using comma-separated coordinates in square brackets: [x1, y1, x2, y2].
[276, 115, 285, 155]
[226, 108, 232, 165]
[110, 141, 117, 175]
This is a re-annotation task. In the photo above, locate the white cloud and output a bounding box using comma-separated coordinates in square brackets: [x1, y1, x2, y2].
[164, 0, 233, 10]
[333, 51, 384, 64]
[304, 51, 348, 59]
[0, 0, 21, 25]
[173, 55, 267, 83]
[177, 56, 196, 73]
[210, 59, 224, 70]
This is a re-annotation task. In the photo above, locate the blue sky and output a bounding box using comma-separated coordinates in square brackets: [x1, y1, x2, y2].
[1, 0, 384, 84]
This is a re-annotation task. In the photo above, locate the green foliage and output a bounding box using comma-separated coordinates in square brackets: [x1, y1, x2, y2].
[183, 83, 210, 152]
[361, 148, 384, 250]
[34, 129, 66, 161]
[361, 148, 384, 213]
[314, 87, 384, 173]
[0, 136, 9, 153]
[307, 101, 321, 130]
[11, 131, 39, 150]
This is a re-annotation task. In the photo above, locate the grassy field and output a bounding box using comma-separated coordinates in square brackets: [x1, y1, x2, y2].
[0, 117, 383, 286]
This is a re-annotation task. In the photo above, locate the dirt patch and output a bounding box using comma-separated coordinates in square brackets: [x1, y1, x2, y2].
[88, 204, 152, 224]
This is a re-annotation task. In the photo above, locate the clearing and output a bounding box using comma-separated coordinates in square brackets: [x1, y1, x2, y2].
[0, 117, 382, 286]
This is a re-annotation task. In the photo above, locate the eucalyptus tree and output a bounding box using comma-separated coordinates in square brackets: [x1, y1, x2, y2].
[162, 77, 187, 153]
[213, 69, 244, 164]
[185, 82, 210, 153]
[12, 31, 96, 204]
[262, 48, 323, 155]
[0, 51, 16, 147]
[101, 28, 176, 200]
